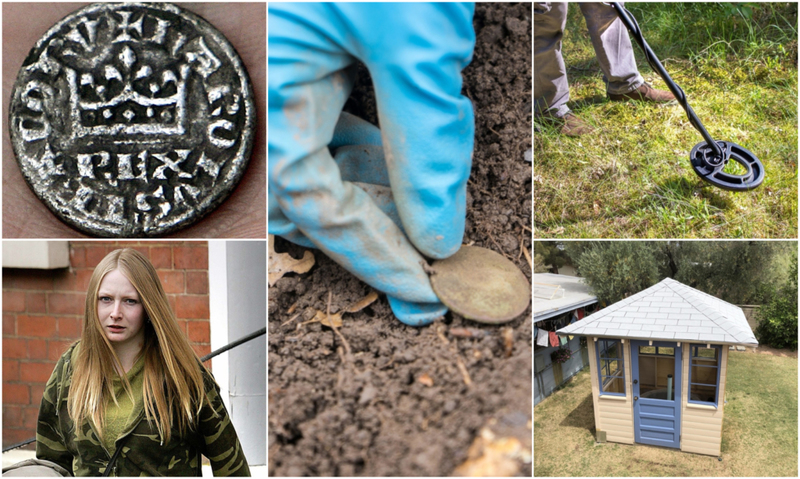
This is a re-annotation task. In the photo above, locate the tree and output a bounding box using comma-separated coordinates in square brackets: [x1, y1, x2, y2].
[755, 252, 798, 350]
[533, 241, 569, 273]
[671, 241, 787, 304]
[533, 253, 550, 273]
[567, 242, 662, 305]
[564, 241, 792, 307]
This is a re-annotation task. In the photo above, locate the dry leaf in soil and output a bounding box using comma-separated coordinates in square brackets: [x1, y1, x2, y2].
[312, 310, 343, 328]
[501, 328, 514, 358]
[418, 373, 434, 387]
[453, 427, 531, 477]
[346, 291, 379, 313]
[268, 235, 315, 286]
[305, 291, 378, 329]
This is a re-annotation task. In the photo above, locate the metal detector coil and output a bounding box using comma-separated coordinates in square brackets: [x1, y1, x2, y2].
[610, 2, 765, 191]
[690, 141, 764, 191]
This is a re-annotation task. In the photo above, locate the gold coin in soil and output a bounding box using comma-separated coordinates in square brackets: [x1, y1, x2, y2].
[430, 246, 530, 324]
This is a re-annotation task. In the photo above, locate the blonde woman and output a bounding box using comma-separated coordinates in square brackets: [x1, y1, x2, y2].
[35, 249, 250, 476]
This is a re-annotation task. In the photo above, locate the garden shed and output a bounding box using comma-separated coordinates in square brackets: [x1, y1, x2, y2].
[534, 273, 599, 405]
[557, 278, 758, 457]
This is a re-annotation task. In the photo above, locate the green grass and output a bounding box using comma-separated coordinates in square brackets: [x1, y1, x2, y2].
[722, 351, 798, 475]
[533, 350, 798, 476]
[534, 3, 798, 238]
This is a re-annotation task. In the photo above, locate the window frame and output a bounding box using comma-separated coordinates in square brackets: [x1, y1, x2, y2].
[688, 344, 722, 407]
[596, 338, 626, 397]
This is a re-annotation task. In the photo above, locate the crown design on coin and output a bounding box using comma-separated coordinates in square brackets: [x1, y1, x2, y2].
[67, 58, 189, 137]
[58, 9, 222, 140]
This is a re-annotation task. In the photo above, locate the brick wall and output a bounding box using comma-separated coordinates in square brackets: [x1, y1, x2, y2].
[2, 241, 210, 447]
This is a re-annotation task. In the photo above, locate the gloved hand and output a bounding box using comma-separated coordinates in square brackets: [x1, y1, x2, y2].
[268, 3, 475, 326]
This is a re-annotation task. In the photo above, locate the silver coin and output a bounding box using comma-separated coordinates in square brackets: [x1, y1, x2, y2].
[9, 3, 256, 237]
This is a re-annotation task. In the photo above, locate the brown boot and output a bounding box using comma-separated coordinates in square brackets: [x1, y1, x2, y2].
[608, 83, 677, 105]
[539, 112, 595, 137]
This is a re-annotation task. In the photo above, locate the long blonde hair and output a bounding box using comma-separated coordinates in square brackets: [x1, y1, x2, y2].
[68, 248, 209, 443]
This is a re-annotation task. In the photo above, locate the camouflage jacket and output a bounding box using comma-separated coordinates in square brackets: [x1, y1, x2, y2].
[36, 343, 251, 476]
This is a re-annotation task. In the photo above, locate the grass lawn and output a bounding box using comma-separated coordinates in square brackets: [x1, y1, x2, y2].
[534, 3, 798, 238]
[533, 350, 798, 476]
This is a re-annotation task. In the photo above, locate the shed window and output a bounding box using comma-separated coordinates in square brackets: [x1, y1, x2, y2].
[637, 344, 677, 400]
[597, 339, 625, 396]
[689, 345, 721, 406]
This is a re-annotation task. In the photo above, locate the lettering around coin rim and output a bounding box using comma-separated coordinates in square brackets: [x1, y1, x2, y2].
[9, 2, 256, 237]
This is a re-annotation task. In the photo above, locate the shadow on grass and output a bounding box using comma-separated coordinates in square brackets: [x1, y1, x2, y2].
[696, 185, 739, 211]
[534, 171, 749, 236]
[559, 393, 595, 432]
[569, 95, 607, 112]
[643, 175, 736, 210]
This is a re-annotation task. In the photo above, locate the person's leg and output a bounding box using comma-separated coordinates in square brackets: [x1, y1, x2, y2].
[534, 3, 594, 136]
[534, 3, 570, 117]
[579, 2, 643, 95]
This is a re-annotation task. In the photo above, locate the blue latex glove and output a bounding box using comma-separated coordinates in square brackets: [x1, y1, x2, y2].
[269, 3, 475, 326]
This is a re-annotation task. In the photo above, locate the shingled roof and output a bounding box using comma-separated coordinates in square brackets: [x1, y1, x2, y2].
[556, 277, 758, 346]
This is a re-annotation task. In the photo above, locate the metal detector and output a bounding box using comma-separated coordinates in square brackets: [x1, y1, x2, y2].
[610, 2, 765, 191]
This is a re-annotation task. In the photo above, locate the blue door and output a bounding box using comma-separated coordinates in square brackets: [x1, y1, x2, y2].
[632, 340, 682, 448]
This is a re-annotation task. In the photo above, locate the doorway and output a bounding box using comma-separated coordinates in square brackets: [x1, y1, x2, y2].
[631, 340, 682, 448]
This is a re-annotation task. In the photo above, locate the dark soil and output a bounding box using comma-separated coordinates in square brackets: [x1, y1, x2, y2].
[268, 3, 532, 476]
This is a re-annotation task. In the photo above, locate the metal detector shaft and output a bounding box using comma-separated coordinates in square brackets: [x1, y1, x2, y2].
[610, 2, 723, 158]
